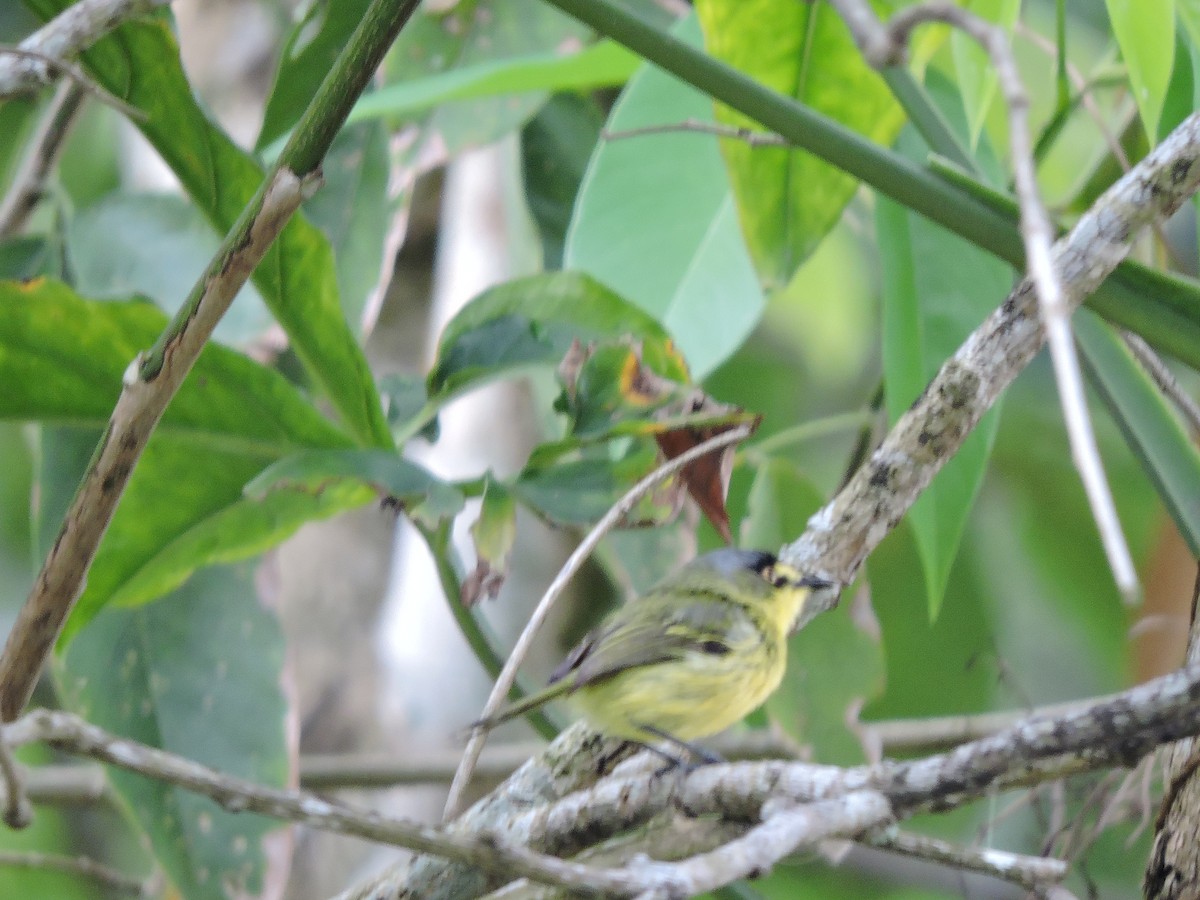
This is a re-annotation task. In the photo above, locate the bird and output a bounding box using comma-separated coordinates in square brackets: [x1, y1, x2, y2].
[473, 548, 832, 762]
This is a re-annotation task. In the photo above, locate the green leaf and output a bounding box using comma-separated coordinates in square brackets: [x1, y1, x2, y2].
[565, 14, 764, 379]
[695, 0, 905, 288]
[1, 280, 360, 640]
[0, 236, 59, 280]
[0, 95, 39, 195]
[55, 563, 290, 900]
[427, 271, 677, 398]
[380, 0, 590, 177]
[257, 0, 373, 150]
[951, 0, 1021, 147]
[24, 0, 390, 447]
[463, 479, 518, 605]
[1076, 309, 1200, 557]
[246, 449, 463, 523]
[521, 93, 605, 269]
[561, 341, 694, 439]
[513, 444, 665, 526]
[742, 460, 883, 765]
[380, 372, 439, 442]
[1106, 0, 1175, 140]
[67, 193, 272, 344]
[301, 123, 391, 330]
[863, 522, 997, 720]
[349, 39, 638, 125]
[877, 122, 1011, 619]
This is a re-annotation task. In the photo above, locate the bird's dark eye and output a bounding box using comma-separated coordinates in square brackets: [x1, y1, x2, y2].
[701, 640, 730, 655]
[762, 565, 791, 589]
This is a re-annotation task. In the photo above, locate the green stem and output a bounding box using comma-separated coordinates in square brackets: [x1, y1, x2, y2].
[544, 0, 1021, 262]
[540, 0, 1200, 368]
[881, 68, 974, 173]
[742, 410, 873, 464]
[418, 522, 560, 741]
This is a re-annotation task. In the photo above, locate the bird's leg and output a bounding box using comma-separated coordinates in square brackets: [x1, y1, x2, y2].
[636, 723, 725, 772]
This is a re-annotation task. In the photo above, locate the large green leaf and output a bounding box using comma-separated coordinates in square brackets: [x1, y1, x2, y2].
[862, 522, 997, 720]
[0, 280, 361, 640]
[1106, 0, 1175, 140]
[246, 449, 463, 526]
[301, 123, 391, 332]
[951, 0, 1021, 147]
[23, 0, 390, 448]
[521, 93, 605, 269]
[381, 0, 590, 178]
[55, 564, 291, 900]
[1076, 309, 1200, 557]
[695, 0, 905, 287]
[349, 39, 637, 125]
[565, 15, 763, 379]
[877, 118, 1011, 619]
[67, 193, 272, 345]
[257, 0, 374, 149]
[427, 271, 678, 399]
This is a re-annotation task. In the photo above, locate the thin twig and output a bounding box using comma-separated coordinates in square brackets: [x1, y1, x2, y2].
[866, 828, 1068, 892]
[1122, 331, 1200, 437]
[0, 710, 658, 896]
[444, 424, 755, 820]
[0, 849, 154, 896]
[0, 730, 30, 829]
[0, 80, 85, 239]
[10, 659, 1200, 899]
[862, 696, 1109, 754]
[829, 0, 1138, 603]
[0, 46, 143, 119]
[0, 0, 169, 99]
[603, 118, 789, 147]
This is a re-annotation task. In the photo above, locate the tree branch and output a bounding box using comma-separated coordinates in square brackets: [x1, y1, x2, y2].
[783, 108, 1200, 589]
[826, 0, 1137, 600]
[0, 0, 169, 99]
[0, 0, 425, 723]
[0, 81, 84, 239]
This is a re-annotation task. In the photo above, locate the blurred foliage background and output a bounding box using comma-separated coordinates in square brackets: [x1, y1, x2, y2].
[0, 0, 1197, 897]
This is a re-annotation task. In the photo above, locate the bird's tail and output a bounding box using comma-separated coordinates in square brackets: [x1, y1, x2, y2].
[471, 680, 571, 731]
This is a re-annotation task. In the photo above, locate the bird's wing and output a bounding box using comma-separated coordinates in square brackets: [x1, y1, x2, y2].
[549, 595, 756, 690]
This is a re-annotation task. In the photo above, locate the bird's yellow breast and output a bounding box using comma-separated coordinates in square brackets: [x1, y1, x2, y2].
[569, 615, 788, 742]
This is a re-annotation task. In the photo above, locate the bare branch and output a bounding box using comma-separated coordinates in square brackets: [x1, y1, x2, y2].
[862, 697, 1109, 754]
[603, 118, 789, 147]
[0, 0, 170, 99]
[0, 80, 84, 238]
[828, 0, 1138, 600]
[0, 849, 155, 896]
[0, 710, 653, 897]
[0, 168, 317, 722]
[0, 47, 143, 118]
[866, 829, 1069, 892]
[1122, 332, 1200, 437]
[446, 424, 756, 819]
[0, 730, 30, 829]
[783, 106, 1200, 593]
[357, 662, 1200, 897]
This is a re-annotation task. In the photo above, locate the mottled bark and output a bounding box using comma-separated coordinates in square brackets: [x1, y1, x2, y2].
[1146, 572, 1200, 900]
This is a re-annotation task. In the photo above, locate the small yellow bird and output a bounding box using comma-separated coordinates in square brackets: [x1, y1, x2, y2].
[475, 548, 832, 760]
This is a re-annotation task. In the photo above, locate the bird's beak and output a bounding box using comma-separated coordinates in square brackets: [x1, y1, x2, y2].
[797, 574, 835, 591]
[790, 575, 841, 634]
